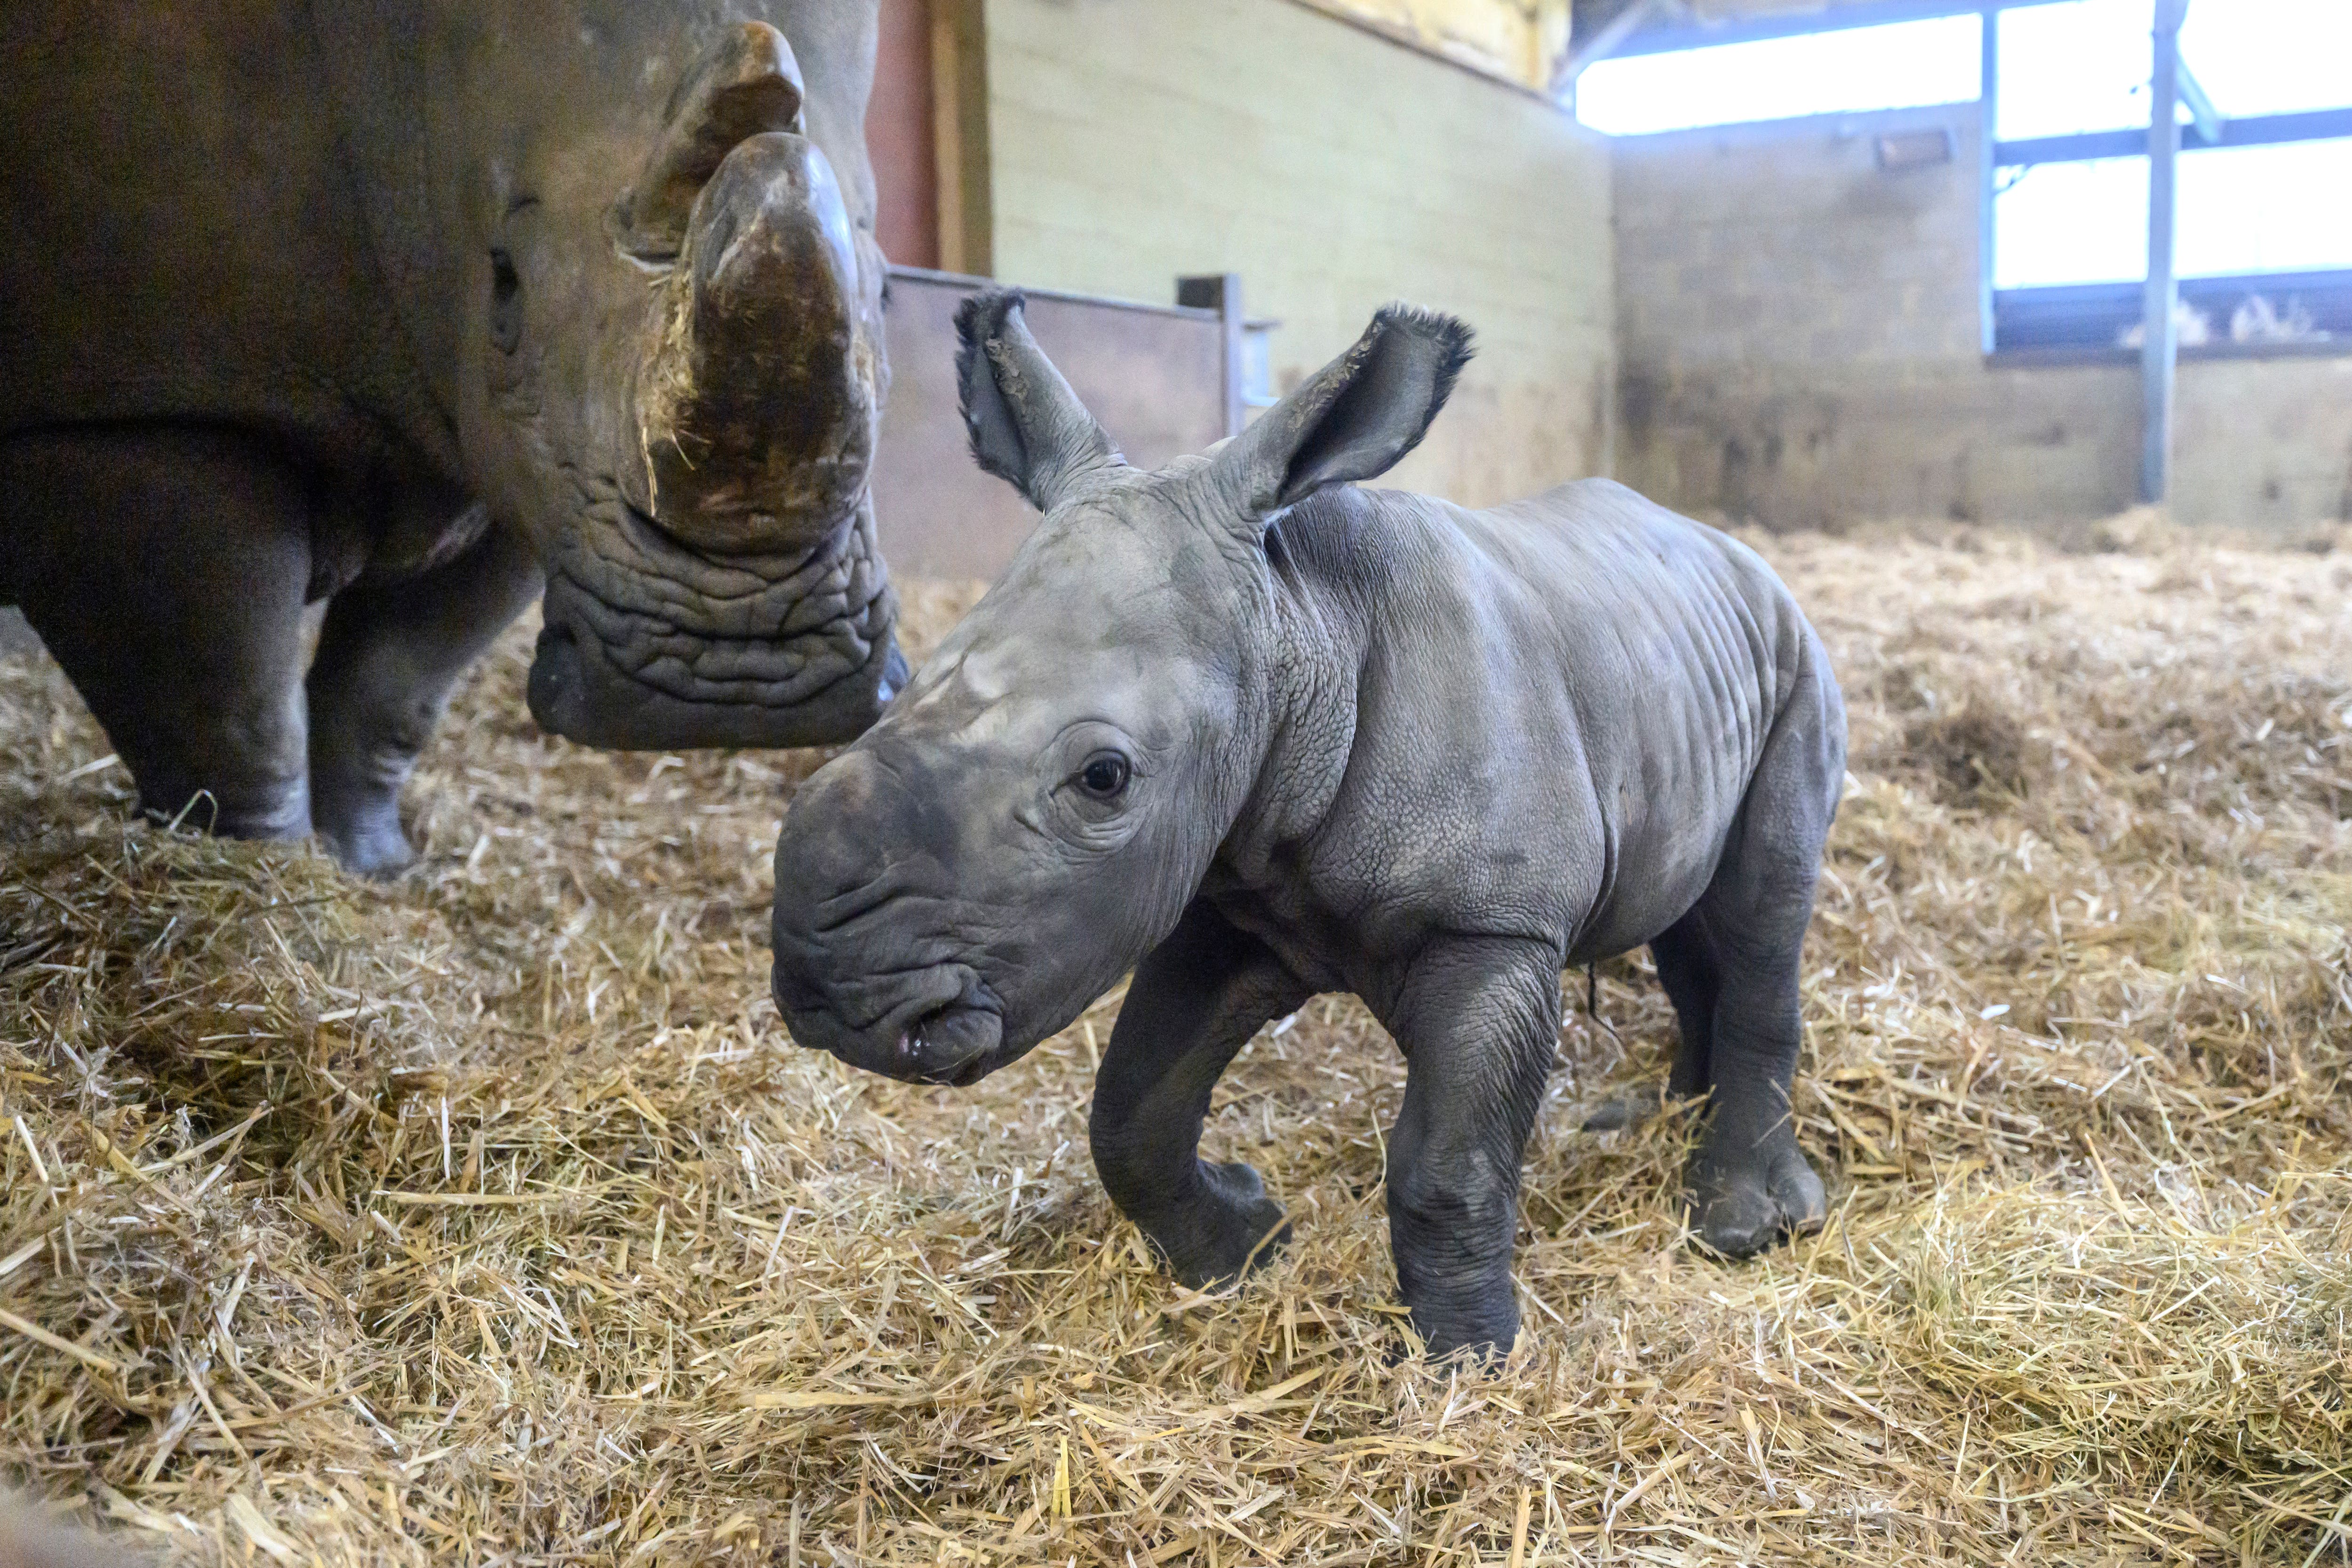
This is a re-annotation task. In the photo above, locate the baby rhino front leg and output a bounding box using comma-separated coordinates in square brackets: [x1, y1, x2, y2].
[1089, 904, 1310, 1288]
[1379, 937, 1561, 1360]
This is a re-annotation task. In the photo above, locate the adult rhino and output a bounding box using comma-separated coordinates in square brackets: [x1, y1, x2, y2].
[0, 0, 904, 873]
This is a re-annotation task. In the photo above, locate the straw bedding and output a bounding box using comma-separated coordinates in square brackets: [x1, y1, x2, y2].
[1, 531, 2346, 1565]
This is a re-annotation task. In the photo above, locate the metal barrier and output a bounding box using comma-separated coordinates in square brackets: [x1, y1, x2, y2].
[871, 267, 1262, 582]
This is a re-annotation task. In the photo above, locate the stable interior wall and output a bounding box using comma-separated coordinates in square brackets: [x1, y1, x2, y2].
[980, 0, 1616, 507]
[1614, 102, 2352, 533]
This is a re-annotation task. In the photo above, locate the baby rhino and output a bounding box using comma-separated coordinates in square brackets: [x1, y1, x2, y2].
[772, 292, 1847, 1357]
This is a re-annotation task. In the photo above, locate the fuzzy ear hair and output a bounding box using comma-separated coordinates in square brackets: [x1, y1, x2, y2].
[1213, 304, 1473, 521]
[954, 289, 1124, 513]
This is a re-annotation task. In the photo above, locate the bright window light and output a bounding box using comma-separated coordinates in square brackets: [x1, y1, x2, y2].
[1999, 0, 2352, 140]
[1996, 139, 2352, 287]
[1996, 0, 2154, 141]
[2179, 0, 2352, 118]
[1996, 158, 2149, 287]
[1574, 15, 1981, 137]
[2178, 139, 2352, 276]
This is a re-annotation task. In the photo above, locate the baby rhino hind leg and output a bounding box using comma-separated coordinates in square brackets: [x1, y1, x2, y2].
[1664, 685, 1842, 1258]
[1653, 907, 1826, 1255]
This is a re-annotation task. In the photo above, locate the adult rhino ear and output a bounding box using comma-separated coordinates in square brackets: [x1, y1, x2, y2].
[1213, 304, 1473, 524]
[956, 290, 1124, 513]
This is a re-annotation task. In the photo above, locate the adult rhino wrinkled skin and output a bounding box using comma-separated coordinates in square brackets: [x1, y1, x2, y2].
[772, 292, 1848, 1359]
[0, 1, 904, 874]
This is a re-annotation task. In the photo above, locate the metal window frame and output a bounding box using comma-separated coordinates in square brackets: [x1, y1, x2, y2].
[1596, 0, 2352, 509]
[1996, 105, 2352, 166]
[1969, 3, 2352, 499]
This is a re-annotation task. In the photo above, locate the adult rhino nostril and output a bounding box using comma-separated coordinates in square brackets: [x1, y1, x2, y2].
[876, 643, 909, 706]
[523, 616, 586, 737]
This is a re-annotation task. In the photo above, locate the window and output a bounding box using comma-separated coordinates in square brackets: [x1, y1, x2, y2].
[2179, 0, 2352, 119]
[1997, 0, 2156, 140]
[1996, 139, 2352, 289]
[1995, 158, 2148, 289]
[1989, 0, 2352, 343]
[1577, 0, 2352, 353]
[2177, 140, 2352, 279]
[1573, 15, 1981, 138]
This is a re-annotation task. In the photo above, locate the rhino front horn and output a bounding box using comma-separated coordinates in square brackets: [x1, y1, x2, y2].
[631, 129, 880, 554]
[613, 21, 806, 262]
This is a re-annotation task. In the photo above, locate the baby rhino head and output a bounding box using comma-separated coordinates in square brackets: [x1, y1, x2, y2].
[770, 289, 1471, 1084]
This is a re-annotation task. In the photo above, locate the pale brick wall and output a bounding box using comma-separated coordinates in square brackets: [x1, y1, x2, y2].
[1616, 102, 2352, 533]
[982, 0, 1615, 507]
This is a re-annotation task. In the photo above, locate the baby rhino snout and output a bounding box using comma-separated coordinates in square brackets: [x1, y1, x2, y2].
[769, 750, 999, 1084]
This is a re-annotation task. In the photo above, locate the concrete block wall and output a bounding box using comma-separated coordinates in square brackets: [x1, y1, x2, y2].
[981, 0, 1615, 508]
[1617, 106, 1985, 375]
[1616, 102, 2352, 533]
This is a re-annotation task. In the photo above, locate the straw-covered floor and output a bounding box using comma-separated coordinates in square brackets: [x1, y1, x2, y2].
[1, 529, 2347, 1566]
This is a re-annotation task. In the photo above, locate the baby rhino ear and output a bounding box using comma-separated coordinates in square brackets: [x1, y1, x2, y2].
[955, 289, 1125, 513]
[1212, 304, 1473, 522]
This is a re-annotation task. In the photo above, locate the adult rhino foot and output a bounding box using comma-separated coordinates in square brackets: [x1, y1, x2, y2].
[311, 791, 417, 879]
[1400, 1300, 1520, 1368]
[137, 780, 311, 844]
[1687, 1135, 1825, 1258]
[1143, 1160, 1291, 1290]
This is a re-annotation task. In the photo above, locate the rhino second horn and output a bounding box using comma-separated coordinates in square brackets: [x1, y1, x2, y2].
[613, 21, 806, 262]
[632, 131, 879, 555]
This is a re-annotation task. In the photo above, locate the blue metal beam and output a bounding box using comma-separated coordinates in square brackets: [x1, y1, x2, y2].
[2141, 0, 2186, 504]
[2176, 61, 2224, 145]
[1977, 5, 2000, 355]
[1608, 0, 2070, 59]
[1995, 106, 2352, 167]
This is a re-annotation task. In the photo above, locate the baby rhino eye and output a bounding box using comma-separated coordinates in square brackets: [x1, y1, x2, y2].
[1077, 752, 1131, 799]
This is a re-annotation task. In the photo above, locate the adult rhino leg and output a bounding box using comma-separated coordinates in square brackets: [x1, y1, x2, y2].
[306, 515, 541, 876]
[1089, 902, 1311, 1289]
[3, 428, 312, 840]
[1377, 936, 1560, 1361]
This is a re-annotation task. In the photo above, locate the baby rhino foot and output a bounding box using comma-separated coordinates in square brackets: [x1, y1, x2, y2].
[1688, 1137, 1826, 1258]
[1148, 1160, 1291, 1289]
[1581, 1083, 1665, 1133]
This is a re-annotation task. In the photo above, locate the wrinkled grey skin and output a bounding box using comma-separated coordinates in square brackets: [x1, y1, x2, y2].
[0, 0, 902, 875]
[772, 292, 1847, 1359]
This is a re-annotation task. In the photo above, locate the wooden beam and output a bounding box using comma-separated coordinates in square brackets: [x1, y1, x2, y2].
[1177, 275, 1249, 439]
[2140, 0, 2188, 505]
[928, 0, 991, 278]
[1286, 0, 1573, 97]
[1563, 0, 1670, 85]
